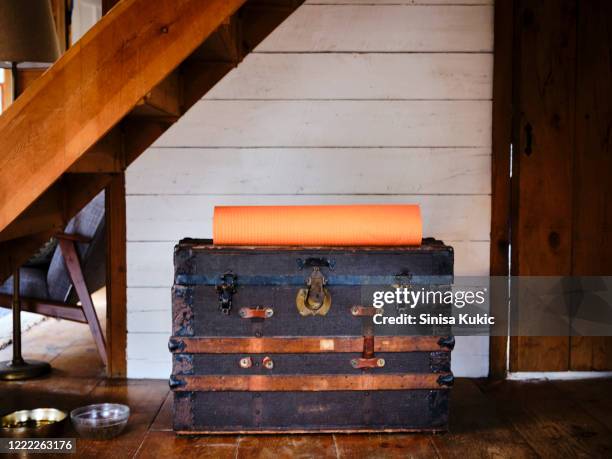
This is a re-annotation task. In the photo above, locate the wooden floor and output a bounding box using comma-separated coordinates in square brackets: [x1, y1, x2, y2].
[1, 317, 612, 458]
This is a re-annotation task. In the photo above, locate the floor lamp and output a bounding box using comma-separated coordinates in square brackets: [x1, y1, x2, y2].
[0, 0, 61, 380]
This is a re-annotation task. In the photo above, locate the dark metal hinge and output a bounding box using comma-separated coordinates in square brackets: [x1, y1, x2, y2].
[437, 374, 455, 387]
[216, 271, 237, 315]
[168, 376, 186, 389]
[437, 336, 455, 351]
[168, 337, 186, 352]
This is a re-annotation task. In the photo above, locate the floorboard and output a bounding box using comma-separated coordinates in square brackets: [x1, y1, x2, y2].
[236, 435, 337, 459]
[334, 433, 438, 459]
[476, 379, 612, 457]
[150, 392, 173, 432]
[550, 379, 612, 434]
[74, 380, 169, 458]
[432, 379, 537, 458]
[136, 431, 238, 459]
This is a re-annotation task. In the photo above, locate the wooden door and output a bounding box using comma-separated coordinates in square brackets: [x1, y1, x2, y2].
[508, 0, 612, 371]
[569, 0, 612, 370]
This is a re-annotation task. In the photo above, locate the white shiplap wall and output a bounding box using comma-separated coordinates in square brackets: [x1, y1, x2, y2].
[125, 1, 494, 378]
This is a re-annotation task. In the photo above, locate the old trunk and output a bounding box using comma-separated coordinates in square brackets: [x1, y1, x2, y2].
[170, 238, 454, 433]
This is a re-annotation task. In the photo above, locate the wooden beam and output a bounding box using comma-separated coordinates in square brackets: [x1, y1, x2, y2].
[191, 15, 243, 63]
[0, 231, 56, 283]
[0, 173, 112, 282]
[0, 186, 64, 242]
[180, 15, 244, 111]
[0, 173, 113, 243]
[0, 0, 306, 287]
[105, 174, 127, 378]
[50, 0, 68, 52]
[1, 0, 283, 242]
[68, 129, 125, 173]
[64, 173, 114, 220]
[0, 0, 247, 233]
[0, 294, 87, 323]
[489, 0, 514, 379]
[131, 71, 181, 118]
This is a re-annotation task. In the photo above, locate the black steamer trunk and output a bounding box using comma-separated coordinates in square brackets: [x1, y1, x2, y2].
[170, 238, 454, 433]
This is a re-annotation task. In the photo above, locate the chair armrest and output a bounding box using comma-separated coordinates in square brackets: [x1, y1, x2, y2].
[55, 232, 92, 243]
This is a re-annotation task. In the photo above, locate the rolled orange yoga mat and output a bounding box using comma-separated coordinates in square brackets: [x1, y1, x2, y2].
[213, 205, 422, 246]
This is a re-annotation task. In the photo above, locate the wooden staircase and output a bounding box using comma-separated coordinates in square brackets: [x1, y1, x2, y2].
[0, 0, 303, 282]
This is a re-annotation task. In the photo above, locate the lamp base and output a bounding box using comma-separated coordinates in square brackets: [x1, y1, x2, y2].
[0, 359, 51, 380]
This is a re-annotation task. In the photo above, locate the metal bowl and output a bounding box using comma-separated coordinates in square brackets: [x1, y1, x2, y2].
[70, 403, 129, 440]
[0, 408, 67, 438]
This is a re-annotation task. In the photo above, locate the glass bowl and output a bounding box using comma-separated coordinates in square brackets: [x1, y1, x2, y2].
[70, 403, 129, 440]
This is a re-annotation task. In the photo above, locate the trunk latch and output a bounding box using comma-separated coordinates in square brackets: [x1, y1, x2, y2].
[296, 267, 332, 316]
[216, 272, 237, 315]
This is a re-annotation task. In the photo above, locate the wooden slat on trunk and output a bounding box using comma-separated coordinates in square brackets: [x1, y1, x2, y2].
[172, 374, 452, 392]
[170, 336, 452, 354]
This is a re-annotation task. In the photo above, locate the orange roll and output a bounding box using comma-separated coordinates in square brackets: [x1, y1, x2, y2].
[213, 205, 422, 246]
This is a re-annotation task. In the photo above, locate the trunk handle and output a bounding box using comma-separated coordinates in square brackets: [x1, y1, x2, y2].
[239, 306, 274, 319]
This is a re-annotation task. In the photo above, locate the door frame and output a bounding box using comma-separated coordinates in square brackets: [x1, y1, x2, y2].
[489, 0, 514, 378]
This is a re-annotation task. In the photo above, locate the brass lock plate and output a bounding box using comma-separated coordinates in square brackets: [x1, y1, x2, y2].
[296, 267, 332, 316]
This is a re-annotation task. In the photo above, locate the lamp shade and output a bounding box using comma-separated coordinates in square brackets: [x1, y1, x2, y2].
[0, 0, 60, 63]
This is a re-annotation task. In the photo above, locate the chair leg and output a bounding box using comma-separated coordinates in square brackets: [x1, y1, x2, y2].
[58, 239, 108, 367]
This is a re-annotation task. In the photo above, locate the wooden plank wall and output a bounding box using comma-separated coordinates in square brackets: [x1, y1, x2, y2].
[125, 1, 494, 378]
